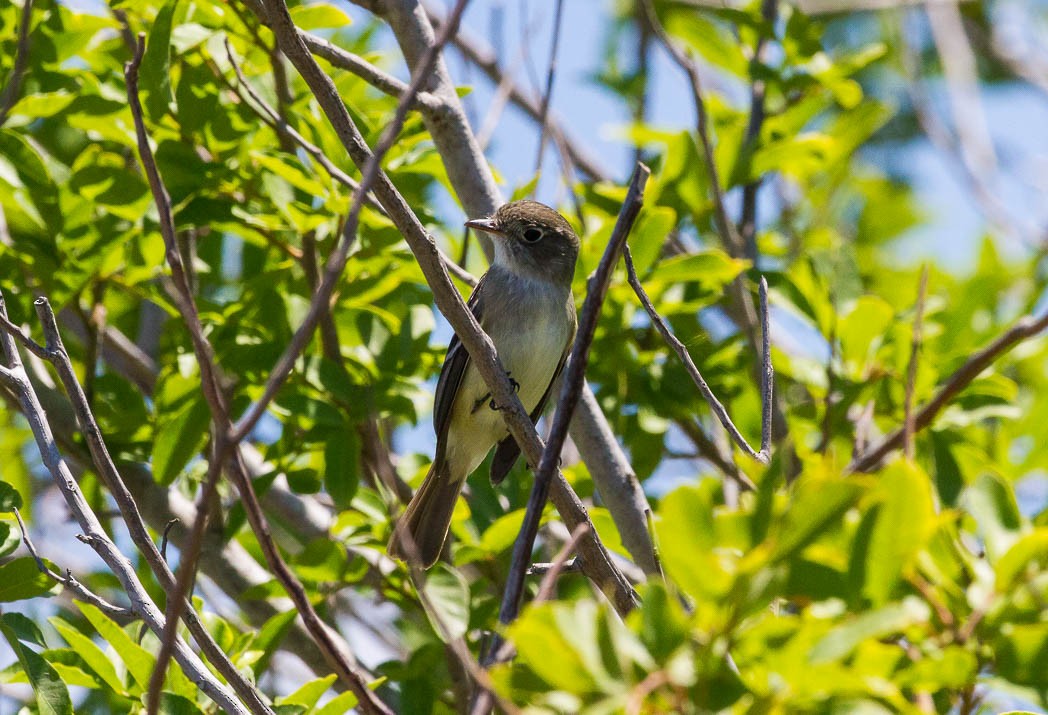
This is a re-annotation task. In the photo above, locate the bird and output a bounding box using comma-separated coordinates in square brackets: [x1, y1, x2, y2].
[388, 200, 580, 568]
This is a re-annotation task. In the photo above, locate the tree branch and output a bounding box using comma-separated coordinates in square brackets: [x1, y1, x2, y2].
[13, 507, 132, 621]
[624, 246, 771, 475]
[0, 293, 254, 715]
[497, 164, 649, 644]
[850, 307, 1048, 473]
[0, 298, 274, 714]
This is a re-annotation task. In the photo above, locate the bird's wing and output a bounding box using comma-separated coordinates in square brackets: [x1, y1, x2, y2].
[432, 275, 490, 466]
[489, 334, 573, 486]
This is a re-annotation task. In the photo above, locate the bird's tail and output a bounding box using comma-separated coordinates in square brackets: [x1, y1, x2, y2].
[388, 461, 463, 568]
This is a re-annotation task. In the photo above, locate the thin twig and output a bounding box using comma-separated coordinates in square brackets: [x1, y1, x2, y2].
[147, 437, 226, 715]
[495, 163, 649, 641]
[535, 524, 589, 603]
[532, 0, 565, 179]
[850, 307, 1048, 473]
[240, 0, 445, 112]
[425, 0, 612, 182]
[623, 246, 769, 472]
[641, 0, 742, 257]
[738, 0, 779, 261]
[0, 0, 33, 127]
[675, 418, 749, 486]
[758, 277, 773, 455]
[903, 266, 929, 459]
[13, 508, 132, 620]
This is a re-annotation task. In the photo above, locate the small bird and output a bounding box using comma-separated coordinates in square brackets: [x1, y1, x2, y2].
[388, 200, 580, 568]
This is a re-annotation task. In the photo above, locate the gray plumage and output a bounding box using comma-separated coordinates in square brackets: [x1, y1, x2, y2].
[388, 201, 580, 567]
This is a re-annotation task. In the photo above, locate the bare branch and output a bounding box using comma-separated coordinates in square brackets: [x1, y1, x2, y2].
[623, 246, 770, 473]
[532, 0, 566, 179]
[240, 0, 445, 112]
[13, 508, 132, 621]
[424, 1, 613, 183]
[850, 307, 1048, 473]
[0, 0, 33, 127]
[0, 293, 253, 715]
[641, 0, 743, 258]
[0, 296, 274, 714]
[224, 39, 478, 289]
[229, 0, 474, 446]
[495, 163, 650, 645]
[535, 524, 589, 603]
[738, 0, 779, 261]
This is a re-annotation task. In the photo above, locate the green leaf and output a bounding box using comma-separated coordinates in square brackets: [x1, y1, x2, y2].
[153, 371, 211, 486]
[0, 520, 19, 558]
[863, 461, 936, 606]
[509, 602, 599, 693]
[628, 206, 677, 276]
[0, 557, 59, 602]
[247, 609, 299, 677]
[479, 509, 526, 555]
[837, 296, 894, 375]
[657, 481, 733, 600]
[141, 0, 179, 121]
[289, 3, 352, 30]
[768, 473, 864, 563]
[324, 428, 360, 509]
[646, 250, 747, 292]
[0, 616, 73, 715]
[314, 691, 360, 715]
[50, 617, 126, 694]
[277, 674, 336, 709]
[253, 152, 329, 197]
[153, 692, 206, 715]
[994, 528, 1048, 592]
[77, 601, 156, 691]
[0, 480, 23, 510]
[422, 563, 470, 641]
[809, 596, 931, 663]
[898, 645, 977, 691]
[994, 622, 1048, 687]
[963, 473, 1022, 561]
[4, 612, 46, 647]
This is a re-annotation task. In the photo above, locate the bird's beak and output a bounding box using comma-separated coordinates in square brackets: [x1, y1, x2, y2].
[464, 217, 505, 236]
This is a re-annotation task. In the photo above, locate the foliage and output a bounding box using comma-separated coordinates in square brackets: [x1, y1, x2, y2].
[0, 0, 1046, 712]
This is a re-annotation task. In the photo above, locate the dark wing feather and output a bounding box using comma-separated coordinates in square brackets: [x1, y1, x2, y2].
[489, 346, 571, 485]
[431, 276, 489, 466]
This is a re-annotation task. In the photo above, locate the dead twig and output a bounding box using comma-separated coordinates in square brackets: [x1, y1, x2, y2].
[532, 0, 566, 179]
[13, 507, 132, 621]
[0, 293, 253, 715]
[623, 246, 770, 474]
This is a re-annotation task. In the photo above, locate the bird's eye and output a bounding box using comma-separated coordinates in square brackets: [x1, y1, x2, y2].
[522, 227, 544, 243]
